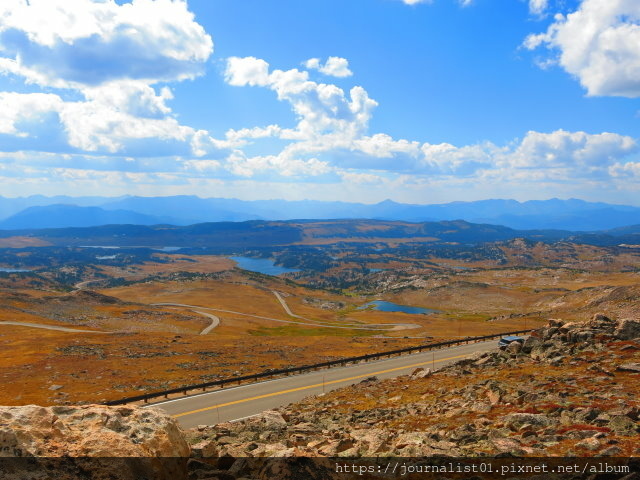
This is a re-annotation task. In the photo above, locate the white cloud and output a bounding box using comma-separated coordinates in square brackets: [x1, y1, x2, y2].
[509, 130, 637, 169]
[0, 92, 63, 136]
[225, 56, 271, 87]
[0, 0, 222, 158]
[524, 0, 640, 97]
[223, 56, 639, 185]
[529, 0, 548, 15]
[304, 57, 353, 78]
[0, 0, 213, 88]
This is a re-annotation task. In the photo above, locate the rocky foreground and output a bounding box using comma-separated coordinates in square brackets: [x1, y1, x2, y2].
[1, 315, 638, 479]
[186, 315, 640, 460]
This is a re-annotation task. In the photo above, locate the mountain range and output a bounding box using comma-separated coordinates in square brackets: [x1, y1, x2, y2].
[1, 196, 640, 231]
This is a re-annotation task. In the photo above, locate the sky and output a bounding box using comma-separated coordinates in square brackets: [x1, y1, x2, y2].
[0, 0, 639, 205]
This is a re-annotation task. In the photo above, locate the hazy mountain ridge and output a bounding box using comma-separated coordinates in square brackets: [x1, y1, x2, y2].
[2, 218, 637, 249]
[1, 196, 640, 231]
[0, 205, 180, 230]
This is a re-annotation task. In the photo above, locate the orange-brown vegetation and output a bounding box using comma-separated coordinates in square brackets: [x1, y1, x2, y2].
[0, 236, 52, 248]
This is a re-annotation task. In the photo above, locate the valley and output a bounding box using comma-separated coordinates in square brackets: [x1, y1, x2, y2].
[1, 219, 639, 407]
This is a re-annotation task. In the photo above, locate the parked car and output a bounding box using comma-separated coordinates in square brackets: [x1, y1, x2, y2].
[498, 335, 524, 349]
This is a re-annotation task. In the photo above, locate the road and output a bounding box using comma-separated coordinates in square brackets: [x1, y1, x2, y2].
[0, 321, 105, 333]
[152, 340, 496, 428]
[196, 311, 220, 335]
[153, 297, 420, 332]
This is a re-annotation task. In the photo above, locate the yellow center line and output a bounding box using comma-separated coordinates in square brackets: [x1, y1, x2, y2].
[174, 352, 471, 418]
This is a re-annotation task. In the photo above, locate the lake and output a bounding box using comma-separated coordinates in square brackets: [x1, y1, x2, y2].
[0, 268, 31, 273]
[229, 256, 300, 276]
[358, 300, 439, 315]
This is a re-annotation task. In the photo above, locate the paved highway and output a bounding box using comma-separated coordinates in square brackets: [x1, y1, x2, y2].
[152, 340, 496, 428]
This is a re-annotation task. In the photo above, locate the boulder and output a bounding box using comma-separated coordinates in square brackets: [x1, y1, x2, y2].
[614, 319, 640, 340]
[521, 335, 542, 354]
[617, 363, 640, 373]
[0, 405, 189, 479]
[506, 341, 522, 354]
[502, 413, 552, 429]
[411, 368, 432, 379]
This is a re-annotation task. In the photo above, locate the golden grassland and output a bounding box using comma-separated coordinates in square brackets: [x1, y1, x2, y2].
[0, 236, 52, 248]
[1, 244, 639, 407]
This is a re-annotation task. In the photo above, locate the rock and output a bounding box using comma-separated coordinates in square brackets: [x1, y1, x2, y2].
[617, 363, 640, 373]
[486, 389, 502, 405]
[575, 437, 600, 451]
[255, 410, 287, 429]
[506, 341, 522, 354]
[591, 313, 614, 326]
[191, 440, 219, 458]
[0, 405, 189, 479]
[349, 429, 390, 454]
[358, 376, 378, 386]
[599, 446, 623, 456]
[614, 319, 640, 340]
[608, 415, 638, 435]
[48, 385, 64, 391]
[521, 335, 542, 353]
[411, 368, 432, 379]
[503, 413, 552, 429]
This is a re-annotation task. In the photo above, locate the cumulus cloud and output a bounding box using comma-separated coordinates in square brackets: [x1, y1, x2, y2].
[524, 0, 640, 97]
[0, 92, 63, 136]
[304, 57, 353, 78]
[0, 0, 213, 88]
[0, 0, 222, 158]
[509, 130, 637, 169]
[223, 56, 639, 185]
[528, 0, 549, 15]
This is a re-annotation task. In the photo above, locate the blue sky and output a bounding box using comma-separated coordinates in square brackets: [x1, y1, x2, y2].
[0, 0, 639, 204]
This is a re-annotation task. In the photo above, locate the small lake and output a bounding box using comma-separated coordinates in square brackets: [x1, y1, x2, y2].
[0, 268, 31, 273]
[230, 256, 300, 276]
[358, 300, 439, 315]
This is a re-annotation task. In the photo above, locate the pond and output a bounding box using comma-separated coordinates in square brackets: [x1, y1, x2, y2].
[229, 256, 300, 276]
[358, 300, 439, 315]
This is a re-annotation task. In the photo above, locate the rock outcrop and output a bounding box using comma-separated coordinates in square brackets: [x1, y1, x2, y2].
[185, 314, 640, 468]
[0, 405, 189, 480]
[1, 314, 638, 479]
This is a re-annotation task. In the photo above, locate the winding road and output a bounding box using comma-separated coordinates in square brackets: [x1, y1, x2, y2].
[153, 291, 421, 333]
[0, 321, 105, 333]
[195, 311, 220, 335]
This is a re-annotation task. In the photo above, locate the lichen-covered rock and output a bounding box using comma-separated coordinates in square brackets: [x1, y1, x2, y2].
[614, 319, 640, 340]
[502, 413, 553, 429]
[0, 405, 189, 480]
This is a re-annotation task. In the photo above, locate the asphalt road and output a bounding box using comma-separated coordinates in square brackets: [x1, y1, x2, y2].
[152, 340, 497, 428]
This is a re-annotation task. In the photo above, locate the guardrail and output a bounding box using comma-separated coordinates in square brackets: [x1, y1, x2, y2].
[104, 328, 533, 406]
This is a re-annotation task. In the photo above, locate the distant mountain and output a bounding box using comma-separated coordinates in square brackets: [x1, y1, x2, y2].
[0, 205, 174, 230]
[1, 196, 640, 231]
[0, 218, 572, 249]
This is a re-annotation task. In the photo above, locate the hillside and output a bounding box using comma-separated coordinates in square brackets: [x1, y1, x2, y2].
[0, 315, 638, 480]
[0, 219, 572, 249]
[186, 315, 639, 461]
